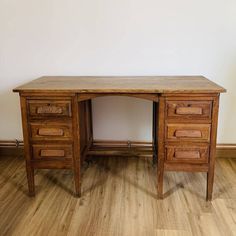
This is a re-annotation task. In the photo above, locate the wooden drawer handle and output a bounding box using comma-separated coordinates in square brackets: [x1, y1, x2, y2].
[175, 130, 202, 138]
[176, 107, 203, 115]
[38, 128, 64, 136]
[175, 150, 200, 159]
[37, 106, 63, 114]
[40, 149, 65, 157]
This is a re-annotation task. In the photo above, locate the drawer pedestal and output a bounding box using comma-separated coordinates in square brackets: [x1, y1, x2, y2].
[20, 95, 93, 197]
[157, 95, 219, 201]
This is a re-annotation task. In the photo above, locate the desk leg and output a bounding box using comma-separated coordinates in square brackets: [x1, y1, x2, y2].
[207, 96, 219, 201]
[152, 102, 158, 165]
[72, 95, 81, 197]
[20, 96, 35, 197]
[26, 161, 35, 196]
[157, 97, 165, 199]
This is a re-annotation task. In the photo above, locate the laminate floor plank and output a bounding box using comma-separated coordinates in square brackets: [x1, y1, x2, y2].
[0, 156, 235, 236]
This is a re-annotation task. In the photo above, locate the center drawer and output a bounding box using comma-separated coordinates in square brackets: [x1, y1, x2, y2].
[30, 122, 73, 141]
[166, 123, 211, 142]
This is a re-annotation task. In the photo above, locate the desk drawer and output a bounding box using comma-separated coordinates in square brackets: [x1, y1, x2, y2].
[166, 145, 209, 163]
[166, 123, 211, 142]
[166, 101, 212, 119]
[30, 122, 72, 141]
[32, 144, 73, 160]
[28, 100, 72, 118]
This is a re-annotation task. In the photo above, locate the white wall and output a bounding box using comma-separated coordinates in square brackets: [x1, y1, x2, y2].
[0, 0, 236, 142]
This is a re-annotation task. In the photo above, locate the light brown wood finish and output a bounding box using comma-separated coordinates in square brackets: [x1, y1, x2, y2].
[13, 76, 226, 200]
[72, 94, 82, 197]
[32, 144, 73, 159]
[157, 93, 223, 200]
[166, 145, 209, 163]
[28, 100, 72, 117]
[157, 96, 165, 199]
[78, 93, 159, 102]
[207, 96, 220, 201]
[20, 96, 35, 196]
[175, 150, 200, 159]
[0, 155, 236, 236]
[30, 122, 72, 141]
[38, 128, 64, 136]
[167, 100, 212, 119]
[176, 106, 203, 115]
[40, 149, 65, 157]
[166, 123, 211, 142]
[13, 76, 226, 93]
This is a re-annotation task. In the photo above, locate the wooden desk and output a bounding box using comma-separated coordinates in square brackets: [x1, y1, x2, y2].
[13, 76, 226, 200]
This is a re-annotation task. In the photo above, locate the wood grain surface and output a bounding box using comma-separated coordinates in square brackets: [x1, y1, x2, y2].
[0, 155, 235, 236]
[13, 76, 226, 94]
[13, 77, 226, 199]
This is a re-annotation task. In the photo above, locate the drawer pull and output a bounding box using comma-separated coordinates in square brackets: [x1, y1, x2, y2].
[38, 128, 64, 136]
[176, 107, 203, 115]
[175, 151, 200, 159]
[37, 106, 63, 114]
[40, 149, 65, 157]
[175, 130, 202, 138]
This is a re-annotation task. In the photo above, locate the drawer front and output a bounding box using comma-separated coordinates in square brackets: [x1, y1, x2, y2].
[166, 145, 209, 163]
[32, 144, 73, 159]
[30, 122, 72, 141]
[167, 101, 212, 119]
[28, 100, 72, 118]
[166, 123, 211, 142]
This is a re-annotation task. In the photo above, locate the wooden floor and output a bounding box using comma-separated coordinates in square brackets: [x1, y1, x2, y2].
[0, 155, 236, 236]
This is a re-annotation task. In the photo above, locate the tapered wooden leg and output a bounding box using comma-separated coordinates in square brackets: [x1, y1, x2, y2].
[157, 159, 164, 199]
[20, 96, 36, 197]
[26, 161, 35, 197]
[74, 160, 81, 197]
[72, 95, 82, 197]
[152, 102, 157, 165]
[206, 95, 219, 201]
[206, 168, 215, 201]
[157, 96, 165, 199]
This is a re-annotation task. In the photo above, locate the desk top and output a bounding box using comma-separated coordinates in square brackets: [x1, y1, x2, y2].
[13, 76, 226, 94]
